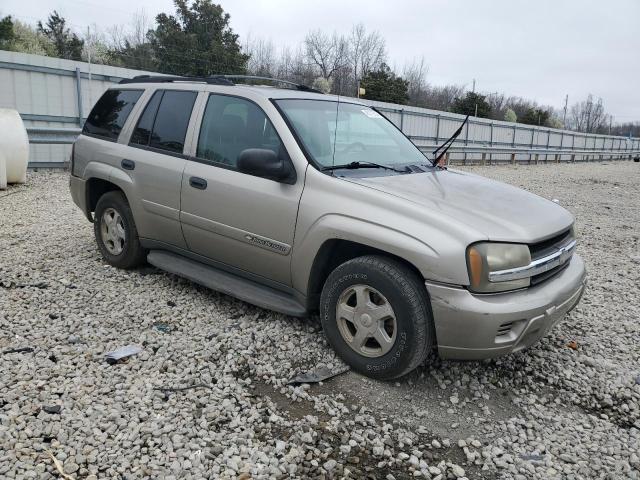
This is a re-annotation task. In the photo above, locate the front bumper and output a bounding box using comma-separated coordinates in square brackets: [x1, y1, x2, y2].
[426, 254, 587, 360]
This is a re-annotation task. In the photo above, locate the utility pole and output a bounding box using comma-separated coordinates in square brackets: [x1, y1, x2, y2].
[562, 94, 568, 128]
[87, 26, 92, 107]
[472, 79, 477, 117]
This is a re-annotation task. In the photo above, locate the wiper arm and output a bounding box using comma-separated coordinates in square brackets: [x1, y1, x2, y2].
[431, 115, 470, 167]
[321, 161, 408, 173]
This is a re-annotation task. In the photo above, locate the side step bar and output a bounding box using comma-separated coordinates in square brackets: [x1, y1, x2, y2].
[147, 250, 307, 317]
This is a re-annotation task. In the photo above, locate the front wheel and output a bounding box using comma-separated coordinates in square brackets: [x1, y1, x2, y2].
[94, 191, 146, 269]
[320, 255, 435, 380]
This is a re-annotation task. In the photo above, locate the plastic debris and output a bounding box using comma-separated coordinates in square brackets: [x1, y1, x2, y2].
[635, 375, 640, 385]
[45, 449, 76, 480]
[520, 453, 545, 461]
[105, 345, 143, 365]
[43, 405, 62, 414]
[154, 323, 171, 333]
[3, 347, 34, 354]
[287, 366, 349, 385]
[567, 340, 579, 350]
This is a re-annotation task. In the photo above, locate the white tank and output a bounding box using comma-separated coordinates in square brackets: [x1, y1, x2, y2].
[0, 150, 6, 190]
[0, 108, 29, 186]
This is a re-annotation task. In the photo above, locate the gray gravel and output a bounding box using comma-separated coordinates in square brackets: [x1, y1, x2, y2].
[1, 161, 639, 479]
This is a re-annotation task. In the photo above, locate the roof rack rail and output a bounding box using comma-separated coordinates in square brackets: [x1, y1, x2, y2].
[119, 74, 323, 93]
[222, 75, 323, 94]
[119, 75, 234, 86]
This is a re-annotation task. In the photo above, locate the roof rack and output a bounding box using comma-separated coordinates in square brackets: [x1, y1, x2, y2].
[119, 75, 233, 86]
[222, 75, 323, 94]
[119, 74, 323, 94]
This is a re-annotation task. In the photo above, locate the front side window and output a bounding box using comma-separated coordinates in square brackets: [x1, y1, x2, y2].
[275, 99, 429, 169]
[130, 90, 197, 154]
[196, 94, 284, 168]
[83, 89, 142, 140]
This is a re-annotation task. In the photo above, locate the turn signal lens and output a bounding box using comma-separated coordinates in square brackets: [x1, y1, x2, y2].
[468, 246, 484, 289]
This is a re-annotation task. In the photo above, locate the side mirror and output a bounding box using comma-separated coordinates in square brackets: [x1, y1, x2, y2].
[237, 148, 293, 183]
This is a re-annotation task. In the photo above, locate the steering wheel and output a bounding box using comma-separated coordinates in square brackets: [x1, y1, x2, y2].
[341, 142, 368, 154]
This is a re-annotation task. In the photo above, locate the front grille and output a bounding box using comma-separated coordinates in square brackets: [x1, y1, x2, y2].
[529, 229, 574, 285]
[529, 229, 573, 260]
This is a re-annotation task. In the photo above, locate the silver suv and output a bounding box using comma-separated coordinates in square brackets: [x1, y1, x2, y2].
[69, 75, 587, 379]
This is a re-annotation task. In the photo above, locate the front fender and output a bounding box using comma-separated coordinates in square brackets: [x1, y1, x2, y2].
[291, 213, 469, 295]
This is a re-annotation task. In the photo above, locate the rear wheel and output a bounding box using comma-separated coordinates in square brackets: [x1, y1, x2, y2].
[320, 255, 435, 380]
[94, 191, 146, 269]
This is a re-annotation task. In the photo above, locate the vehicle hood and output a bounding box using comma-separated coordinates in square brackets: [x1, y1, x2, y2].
[345, 169, 574, 243]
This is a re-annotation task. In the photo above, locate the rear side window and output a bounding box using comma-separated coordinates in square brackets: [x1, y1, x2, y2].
[83, 89, 143, 140]
[196, 94, 284, 167]
[130, 91, 162, 146]
[130, 90, 197, 154]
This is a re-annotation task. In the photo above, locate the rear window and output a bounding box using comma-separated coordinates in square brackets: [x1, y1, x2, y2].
[130, 90, 197, 154]
[83, 89, 143, 140]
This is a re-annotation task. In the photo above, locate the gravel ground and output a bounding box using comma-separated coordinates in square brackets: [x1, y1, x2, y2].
[1, 162, 639, 480]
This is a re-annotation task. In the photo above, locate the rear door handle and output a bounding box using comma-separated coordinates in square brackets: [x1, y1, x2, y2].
[121, 159, 135, 170]
[189, 177, 207, 190]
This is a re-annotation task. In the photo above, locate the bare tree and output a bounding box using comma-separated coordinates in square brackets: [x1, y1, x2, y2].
[486, 92, 507, 120]
[275, 45, 315, 86]
[245, 35, 276, 76]
[108, 10, 151, 50]
[403, 56, 429, 106]
[348, 23, 386, 94]
[106, 10, 155, 70]
[304, 29, 348, 81]
[424, 84, 466, 111]
[569, 94, 608, 133]
[611, 121, 640, 137]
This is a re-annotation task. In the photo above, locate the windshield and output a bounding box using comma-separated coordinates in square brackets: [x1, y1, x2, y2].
[275, 99, 430, 169]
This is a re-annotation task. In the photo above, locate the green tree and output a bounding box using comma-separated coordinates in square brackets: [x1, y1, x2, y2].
[37, 11, 84, 60]
[504, 108, 517, 123]
[1, 17, 54, 56]
[149, 0, 249, 75]
[0, 15, 14, 48]
[360, 64, 409, 105]
[451, 92, 491, 118]
[520, 107, 550, 126]
[110, 40, 157, 71]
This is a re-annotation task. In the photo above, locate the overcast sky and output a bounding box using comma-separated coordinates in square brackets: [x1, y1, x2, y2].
[3, 0, 639, 121]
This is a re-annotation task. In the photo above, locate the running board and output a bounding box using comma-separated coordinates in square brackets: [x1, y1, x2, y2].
[147, 250, 307, 317]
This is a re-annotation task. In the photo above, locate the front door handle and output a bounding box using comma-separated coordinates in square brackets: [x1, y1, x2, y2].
[189, 177, 207, 190]
[121, 159, 135, 170]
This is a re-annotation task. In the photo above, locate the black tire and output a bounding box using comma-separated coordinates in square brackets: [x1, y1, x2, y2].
[94, 191, 146, 269]
[320, 255, 435, 380]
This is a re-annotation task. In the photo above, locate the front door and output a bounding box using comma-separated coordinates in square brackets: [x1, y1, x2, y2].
[180, 94, 304, 286]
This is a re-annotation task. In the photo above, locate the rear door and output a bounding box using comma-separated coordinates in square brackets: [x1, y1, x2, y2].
[180, 93, 304, 286]
[124, 88, 199, 249]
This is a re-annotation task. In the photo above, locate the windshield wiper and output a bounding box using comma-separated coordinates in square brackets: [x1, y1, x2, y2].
[321, 161, 408, 173]
[431, 114, 470, 168]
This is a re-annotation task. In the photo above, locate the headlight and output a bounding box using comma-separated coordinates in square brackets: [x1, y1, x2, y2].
[466, 243, 531, 293]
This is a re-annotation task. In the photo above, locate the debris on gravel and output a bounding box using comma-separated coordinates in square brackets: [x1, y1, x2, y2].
[1, 162, 639, 479]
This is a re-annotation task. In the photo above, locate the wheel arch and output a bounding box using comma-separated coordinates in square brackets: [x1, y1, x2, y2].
[84, 164, 134, 221]
[306, 239, 425, 313]
[86, 177, 125, 221]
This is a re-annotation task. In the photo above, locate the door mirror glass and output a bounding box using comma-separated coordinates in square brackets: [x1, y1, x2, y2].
[237, 148, 289, 181]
